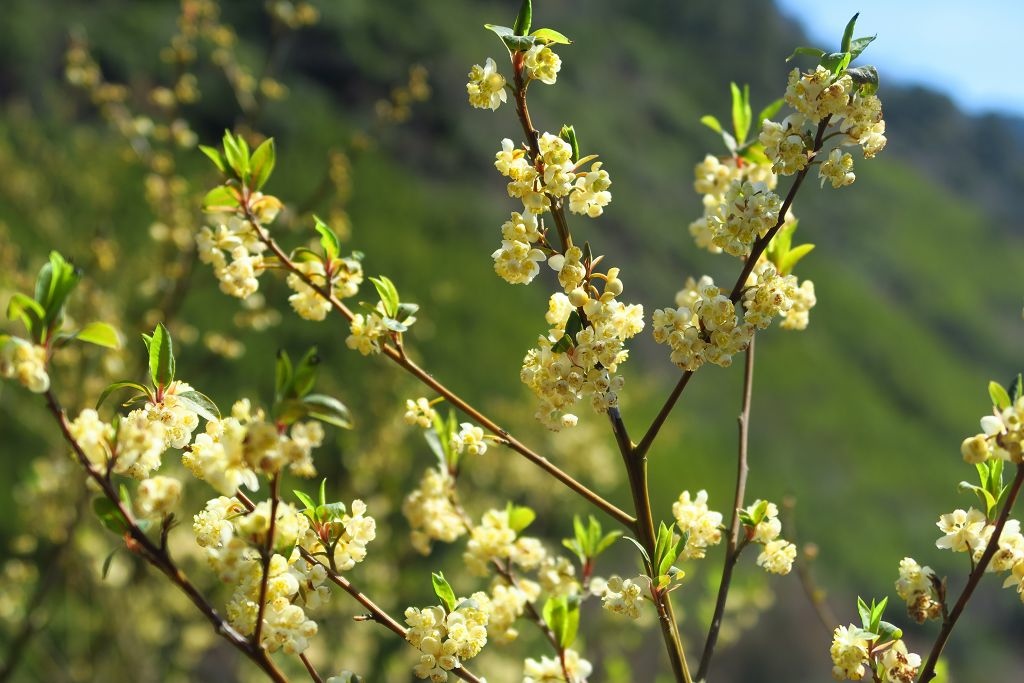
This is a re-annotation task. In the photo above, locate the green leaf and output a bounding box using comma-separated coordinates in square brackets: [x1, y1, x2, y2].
[841, 13, 859, 53]
[756, 97, 785, 126]
[699, 115, 723, 134]
[35, 252, 81, 338]
[294, 489, 316, 512]
[597, 530, 622, 555]
[542, 596, 579, 648]
[730, 82, 752, 145]
[564, 309, 584, 343]
[848, 35, 876, 60]
[222, 130, 248, 179]
[432, 572, 457, 612]
[6, 293, 45, 339]
[203, 185, 241, 212]
[275, 350, 293, 402]
[146, 323, 175, 388]
[484, 24, 535, 52]
[779, 243, 815, 275]
[199, 144, 227, 173]
[513, 0, 532, 36]
[821, 51, 852, 76]
[990, 381, 1012, 411]
[622, 535, 651, 565]
[96, 381, 151, 410]
[249, 138, 276, 190]
[786, 46, 825, 62]
[303, 393, 353, 429]
[319, 478, 328, 508]
[506, 503, 536, 534]
[559, 124, 579, 163]
[176, 390, 221, 422]
[1011, 374, 1024, 402]
[369, 276, 400, 318]
[101, 549, 118, 580]
[292, 347, 320, 398]
[75, 322, 122, 349]
[314, 216, 341, 261]
[857, 596, 871, 630]
[531, 28, 572, 45]
[92, 497, 127, 535]
[846, 65, 879, 92]
[551, 333, 574, 354]
[877, 620, 902, 642]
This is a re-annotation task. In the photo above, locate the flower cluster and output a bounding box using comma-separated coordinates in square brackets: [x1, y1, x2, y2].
[520, 288, 644, 430]
[672, 490, 724, 559]
[894, 557, 941, 623]
[688, 154, 777, 255]
[474, 581, 534, 643]
[961, 395, 1024, 464]
[404, 397, 439, 429]
[466, 58, 507, 111]
[194, 499, 325, 654]
[829, 624, 871, 680]
[450, 422, 488, 456]
[601, 575, 647, 619]
[463, 508, 546, 575]
[405, 598, 489, 681]
[523, 648, 592, 683]
[760, 66, 886, 189]
[183, 399, 323, 496]
[492, 210, 546, 285]
[830, 626, 921, 682]
[402, 467, 467, 554]
[69, 407, 167, 479]
[69, 380, 203, 479]
[0, 338, 49, 393]
[743, 500, 797, 576]
[345, 302, 390, 356]
[523, 44, 561, 85]
[197, 200, 280, 299]
[301, 499, 377, 572]
[705, 180, 782, 258]
[652, 275, 751, 370]
[285, 254, 363, 321]
[134, 474, 182, 519]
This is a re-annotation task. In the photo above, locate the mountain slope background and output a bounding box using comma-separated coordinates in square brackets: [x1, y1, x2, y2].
[0, 0, 1022, 680]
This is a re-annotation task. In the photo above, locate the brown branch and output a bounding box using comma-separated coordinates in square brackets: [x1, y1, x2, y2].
[42, 390, 288, 683]
[696, 336, 756, 681]
[917, 463, 1024, 682]
[299, 653, 324, 683]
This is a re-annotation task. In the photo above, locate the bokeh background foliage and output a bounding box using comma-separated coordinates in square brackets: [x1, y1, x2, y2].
[1, 0, 1022, 681]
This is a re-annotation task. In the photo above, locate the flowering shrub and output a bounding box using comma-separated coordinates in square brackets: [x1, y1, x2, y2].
[1, 2, 1021, 682]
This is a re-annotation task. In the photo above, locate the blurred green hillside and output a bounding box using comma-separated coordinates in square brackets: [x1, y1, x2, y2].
[1, 0, 1022, 681]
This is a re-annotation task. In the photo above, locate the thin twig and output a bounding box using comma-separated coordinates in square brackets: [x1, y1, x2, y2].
[696, 336, 756, 681]
[299, 653, 324, 683]
[917, 463, 1024, 682]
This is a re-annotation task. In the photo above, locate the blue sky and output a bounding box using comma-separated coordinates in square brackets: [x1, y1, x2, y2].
[774, 0, 1024, 117]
